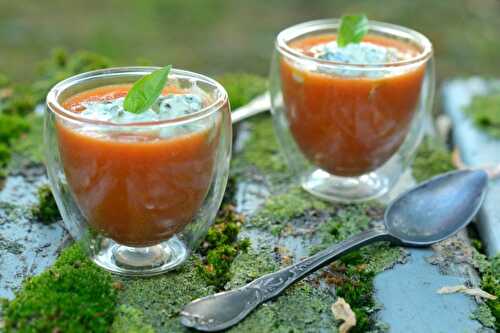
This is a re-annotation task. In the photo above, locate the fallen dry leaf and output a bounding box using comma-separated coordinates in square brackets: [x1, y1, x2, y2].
[437, 285, 497, 300]
[331, 297, 356, 333]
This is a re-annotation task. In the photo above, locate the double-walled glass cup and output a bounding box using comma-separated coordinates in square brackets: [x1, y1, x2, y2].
[270, 19, 434, 202]
[45, 67, 231, 276]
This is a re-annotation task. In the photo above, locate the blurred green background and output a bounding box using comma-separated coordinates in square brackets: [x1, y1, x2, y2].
[1, 0, 500, 83]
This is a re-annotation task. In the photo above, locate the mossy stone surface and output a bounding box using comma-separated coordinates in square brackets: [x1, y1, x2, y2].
[232, 115, 287, 177]
[115, 257, 216, 333]
[225, 247, 279, 290]
[111, 305, 155, 333]
[0, 66, 498, 332]
[250, 186, 328, 234]
[229, 282, 337, 333]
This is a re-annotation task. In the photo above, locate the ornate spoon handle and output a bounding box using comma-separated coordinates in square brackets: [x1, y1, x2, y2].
[248, 228, 394, 300]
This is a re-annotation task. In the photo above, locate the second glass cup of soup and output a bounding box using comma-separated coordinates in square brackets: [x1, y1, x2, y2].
[45, 67, 231, 276]
[270, 19, 434, 202]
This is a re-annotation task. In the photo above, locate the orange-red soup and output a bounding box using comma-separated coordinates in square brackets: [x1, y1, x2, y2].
[58, 85, 217, 246]
[281, 35, 425, 176]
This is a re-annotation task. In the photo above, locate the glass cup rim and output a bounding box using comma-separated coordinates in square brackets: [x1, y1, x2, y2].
[46, 66, 229, 127]
[276, 18, 433, 70]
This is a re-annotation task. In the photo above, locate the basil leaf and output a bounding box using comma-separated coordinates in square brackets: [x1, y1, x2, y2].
[124, 65, 171, 114]
[337, 15, 369, 47]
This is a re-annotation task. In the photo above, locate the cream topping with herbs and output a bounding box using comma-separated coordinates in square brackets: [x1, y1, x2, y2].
[311, 40, 409, 65]
[80, 93, 204, 124]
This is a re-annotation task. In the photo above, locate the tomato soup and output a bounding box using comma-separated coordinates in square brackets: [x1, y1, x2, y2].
[57, 85, 217, 246]
[281, 35, 425, 176]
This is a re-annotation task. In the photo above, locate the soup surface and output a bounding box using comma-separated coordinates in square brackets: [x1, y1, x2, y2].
[281, 34, 425, 176]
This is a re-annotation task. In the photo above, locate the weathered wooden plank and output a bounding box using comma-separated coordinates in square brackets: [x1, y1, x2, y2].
[442, 78, 500, 256]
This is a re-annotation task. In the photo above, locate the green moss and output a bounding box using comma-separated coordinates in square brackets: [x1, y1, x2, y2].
[200, 245, 237, 288]
[111, 305, 155, 333]
[0, 49, 111, 183]
[32, 48, 113, 103]
[412, 136, 455, 183]
[471, 238, 485, 253]
[10, 114, 44, 167]
[1, 243, 117, 333]
[0, 114, 30, 146]
[311, 203, 383, 253]
[0, 73, 9, 88]
[217, 73, 267, 109]
[333, 260, 375, 332]
[0, 79, 39, 177]
[225, 248, 336, 333]
[0, 144, 10, 173]
[310, 201, 404, 332]
[233, 116, 286, 175]
[471, 304, 496, 329]
[0, 113, 31, 176]
[201, 206, 242, 250]
[116, 257, 215, 332]
[362, 244, 406, 273]
[198, 205, 250, 289]
[31, 184, 61, 224]
[469, 234, 491, 275]
[229, 282, 336, 333]
[0, 48, 111, 118]
[251, 186, 327, 233]
[117, 249, 336, 333]
[464, 93, 500, 138]
[0, 85, 37, 116]
[225, 247, 279, 290]
[479, 255, 499, 330]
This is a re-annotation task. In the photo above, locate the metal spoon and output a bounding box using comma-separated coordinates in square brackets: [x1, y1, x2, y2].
[180, 169, 488, 332]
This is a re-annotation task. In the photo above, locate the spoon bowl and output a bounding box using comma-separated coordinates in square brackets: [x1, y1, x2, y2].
[385, 169, 488, 246]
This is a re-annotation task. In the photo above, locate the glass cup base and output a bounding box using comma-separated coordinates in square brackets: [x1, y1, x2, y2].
[91, 235, 189, 276]
[301, 169, 390, 203]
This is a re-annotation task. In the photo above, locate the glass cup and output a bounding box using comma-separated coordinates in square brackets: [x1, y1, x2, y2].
[45, 67, 231, 276]
[270, 19, 434, 202]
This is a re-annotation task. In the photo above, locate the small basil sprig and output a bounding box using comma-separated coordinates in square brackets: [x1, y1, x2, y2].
[124, 65, 171, 114]
[337, 14, 369, 47]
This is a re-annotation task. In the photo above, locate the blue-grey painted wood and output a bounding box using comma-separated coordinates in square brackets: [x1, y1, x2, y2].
[375, 249, 483, 333]
[442, 78, 500, 257]
[0, 172, 69, 300]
